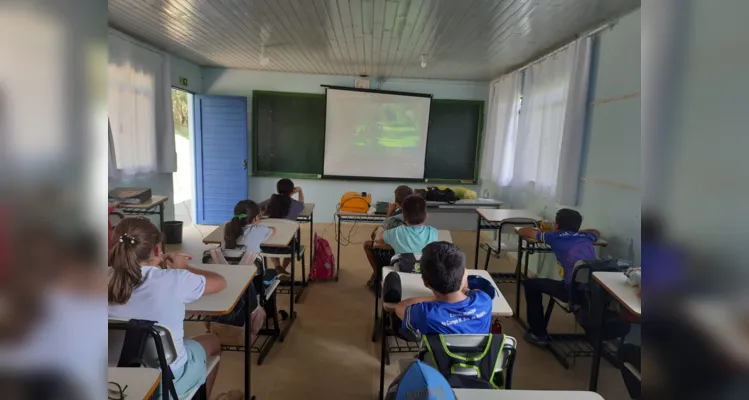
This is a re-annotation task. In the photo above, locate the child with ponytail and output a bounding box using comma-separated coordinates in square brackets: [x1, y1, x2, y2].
[107, 216, 234, 399]
[223, 200, 274, 253]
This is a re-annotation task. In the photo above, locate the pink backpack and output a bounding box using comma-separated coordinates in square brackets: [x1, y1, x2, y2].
[309, 233, 335, 281]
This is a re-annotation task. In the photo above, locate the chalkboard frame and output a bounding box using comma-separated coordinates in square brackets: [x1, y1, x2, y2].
[423, 99, 485, 184]
[252, 90, 326, 179]
[251, 90, 484, 183]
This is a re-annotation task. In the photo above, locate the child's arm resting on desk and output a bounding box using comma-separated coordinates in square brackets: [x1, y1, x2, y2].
[394, 296, 437, 320]
[165, 254, 227, 295]
[580, 228, 601, 241]
[186, 266, 227, 295]
[517, 227, 540, 240]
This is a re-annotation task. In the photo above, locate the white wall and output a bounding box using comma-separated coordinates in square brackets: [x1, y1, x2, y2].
[108, 29, 203, 222]
[202, 69, 489, 219]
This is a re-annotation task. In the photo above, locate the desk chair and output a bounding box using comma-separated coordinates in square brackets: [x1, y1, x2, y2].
[108, 318, 220, 400]
[396, 334, 517, 390]
[542, 260, 630, 369]
[207, 249, 282, 364]
[479, 219, 537, 282]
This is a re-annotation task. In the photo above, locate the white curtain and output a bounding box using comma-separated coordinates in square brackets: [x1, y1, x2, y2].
[480, 72, 522, 197]
[108, 30, 175, 177]
[509, 37, 592, 205]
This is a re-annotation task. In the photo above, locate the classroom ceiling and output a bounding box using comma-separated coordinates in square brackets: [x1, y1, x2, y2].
[108, 0, 640, 81]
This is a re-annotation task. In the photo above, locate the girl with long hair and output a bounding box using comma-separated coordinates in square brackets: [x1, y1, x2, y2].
[107, 217, 234, 399]
[223, 200, 273, 252]
[258, 179, 304, 275]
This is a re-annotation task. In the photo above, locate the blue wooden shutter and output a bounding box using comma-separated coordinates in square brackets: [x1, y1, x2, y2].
[194, 95, 248, 225]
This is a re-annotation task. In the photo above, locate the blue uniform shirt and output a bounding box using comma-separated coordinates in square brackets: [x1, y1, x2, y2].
[536, 230, 598, 285]
[403, 290, 492, 335]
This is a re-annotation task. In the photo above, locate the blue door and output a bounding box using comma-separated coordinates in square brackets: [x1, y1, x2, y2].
[194, 95, 248, 225]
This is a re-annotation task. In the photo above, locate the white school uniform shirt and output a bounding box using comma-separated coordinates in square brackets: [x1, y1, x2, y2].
[221, 224, 273, 253]
[108, 266, 206, 371]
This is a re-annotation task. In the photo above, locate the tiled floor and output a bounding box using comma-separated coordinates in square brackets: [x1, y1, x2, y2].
[169, 220, 630, 400]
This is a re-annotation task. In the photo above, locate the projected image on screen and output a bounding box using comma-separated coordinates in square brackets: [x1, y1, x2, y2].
[324, 89, 431, 179]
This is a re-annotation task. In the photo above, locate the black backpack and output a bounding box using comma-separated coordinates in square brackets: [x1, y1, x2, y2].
[419, 333, 514, 390]
[419, 186, 458, 203]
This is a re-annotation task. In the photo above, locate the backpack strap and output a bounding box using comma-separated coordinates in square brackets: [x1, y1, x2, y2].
[422, 335, 454, 377]
[486, 334, 508, 389]
[210, 247, 229, 264]
[423, 334, 507, 388]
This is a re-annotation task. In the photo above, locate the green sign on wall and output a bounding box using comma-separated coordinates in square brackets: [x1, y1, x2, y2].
[179, 77, 188, 87]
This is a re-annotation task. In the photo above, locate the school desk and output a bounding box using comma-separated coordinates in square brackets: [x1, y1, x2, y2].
[377, 267, 513, 400]
[107, 367, 161, 400]
[118, 195, 169, 250]
[203, 215, 312, 304]
[589, 271, 641, 392]
[335, 210, 389, 282]
[512, 227, 610, 369]
[426, 198, 503, 231]
[370, 230, 453, 342]
[454, 389, 605, 400]
[184, 262, 257, 400]
[473, 208, 541, 271]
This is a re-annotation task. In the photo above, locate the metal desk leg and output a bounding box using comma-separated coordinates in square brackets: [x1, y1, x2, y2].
[243, 288, 255, 400]
[280, 240, 297, 342]
[514, 235, 525, 322]
[474, 214, 482, 269]
[159, 203, 165, 252]
[372, 252, 381, 343]
[588, 279, 606, 391]
[309, 213, 314, 273]
[335, 216, 341, 282]
[379, 308, 387, 400]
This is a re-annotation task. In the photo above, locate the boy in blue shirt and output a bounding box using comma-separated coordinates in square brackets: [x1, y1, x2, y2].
[395, 241, 493, 335]
[517, 208, 600, 345]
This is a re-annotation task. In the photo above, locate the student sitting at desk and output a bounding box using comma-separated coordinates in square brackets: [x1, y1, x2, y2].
[363, 185, 414, 289]
[107, 217, 233, 399]
[395, 242, 492, 335]
[258, 178, 304, 275]
[223, 200, 274, 253]
[365, 194, 438, 290]
[517, 208, 600, 346]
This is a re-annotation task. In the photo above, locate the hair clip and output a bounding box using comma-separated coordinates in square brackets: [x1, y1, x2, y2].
[119, 234, 136, 245]
[234, 213, 248, 219]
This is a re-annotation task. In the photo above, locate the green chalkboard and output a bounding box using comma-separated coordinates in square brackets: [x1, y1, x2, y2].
[252, 91, 326, 177]
[424, 100, 484, 182]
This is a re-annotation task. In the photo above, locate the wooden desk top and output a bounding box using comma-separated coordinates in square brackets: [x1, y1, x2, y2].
[476, 208, 541, 223]
[107, 367, 161, 400]
[118, 195, 169, 209]
[299, 202, 315, 217]
[373, 230, 453, 249]
[513, 227, 609, 246]
[202, 219, 300, 246]
[455, 389, 604, 400]
[593, 272, 641, 316]
[186, 263, 257, 315]
[382, 267, 513, 317]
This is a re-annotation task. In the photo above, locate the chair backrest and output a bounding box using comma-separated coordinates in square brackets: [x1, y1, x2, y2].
[108, 318, 178, 369]
[390, 253, 421, 265]
[212, 247, 260, 266]
[421, 334, 517, 389]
